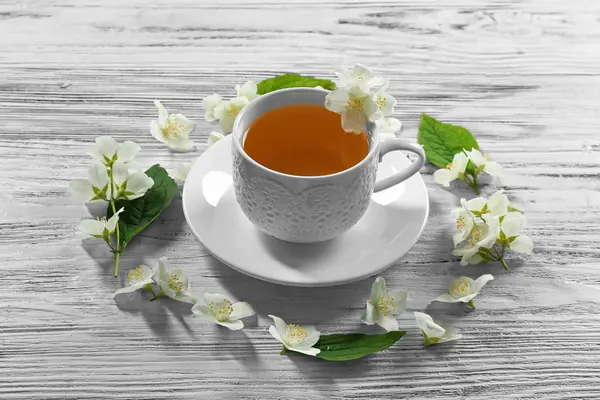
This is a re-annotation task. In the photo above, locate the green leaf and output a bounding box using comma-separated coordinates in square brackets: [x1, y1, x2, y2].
[256, 74, 336, 95]
[107, 164, 178, 247]
[291, 331, 405, 361]
[417, 113, 480, 169]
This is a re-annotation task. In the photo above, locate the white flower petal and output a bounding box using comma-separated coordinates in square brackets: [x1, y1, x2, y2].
[112, 161, 129, 187]
[268, 314, 287, 337]
[465, 148, 486, 167]
[501, 212, 525, 238]
[203, 93, 222, 122]
[361, 302, 377, 325]
[88, 162, 109, 188]
[452, 245, 481, 266]
[117, 141, 141, 163]
[375, 91, 396, 117]
[472, 274, 494, 293]
[324, 88, 350, 113]
[362, 96, 380, 120]
[414, 312, 446, 338]
[113, 281, 148, 297]
[268, 325, 284, 344]
[69, 179, 95, 201]
[154, 100, 169, 129]
[191, 304, 216, 320]
[171, 114, 196, 138]
[377, 117, 402, 136]
[171, 161, 194, 182]
[433, 168, 457, 187]
[287, 346, 320, 356]
[488, 190, 509, 216]
[465, 196, 487, 213]
[369, 277, 387, 303]
[387, 290, 408, 314]
[235, 81, 258, 101]
[434, 293, 462, 303]
[165, 137, 195, 152]
[376, 314, 399, 332]
[79, 219, 104, 237]
[154, 258, 168, 281]
[216, 320, 244, 330]
[207, 131, 225, 146]
[150, 120, 167, 144]
[105, 207, 124, 233]
[510, 235, 534, 254]
[438, 327, 462, 344]
[299, 326, 320, 348]
[89, 136, 118, 163]
[341, 110, 367, 134]
[174, 291, 197, 304]
[484, 161, 503, 177]
[124, 172, 154, 200]
[229, 302, 255, 320]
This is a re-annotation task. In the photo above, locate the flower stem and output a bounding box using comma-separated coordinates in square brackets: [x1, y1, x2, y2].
[465, 173, 480, 195]
[467, 299, 476, 309]
[499, 257, 511, 271]
[280, 347, 288, 356]
[108, 166, 121, 278]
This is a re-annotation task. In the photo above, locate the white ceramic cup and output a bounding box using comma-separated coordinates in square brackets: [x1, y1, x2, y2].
[232, 87, 425, 243]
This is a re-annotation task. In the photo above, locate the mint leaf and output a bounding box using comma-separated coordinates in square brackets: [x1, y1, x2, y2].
[107, 164, 178, 247]
[293, 331, 405, 361]
[257, 74, 336, 95]
[417, 113, 480, 169]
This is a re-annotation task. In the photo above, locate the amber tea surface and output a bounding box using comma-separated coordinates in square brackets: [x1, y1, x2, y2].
[243, 104, 369, 176]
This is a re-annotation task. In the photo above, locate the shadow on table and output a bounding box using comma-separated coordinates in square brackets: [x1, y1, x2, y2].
[113, 286, 194, 340]
[206, 256, 372, 325]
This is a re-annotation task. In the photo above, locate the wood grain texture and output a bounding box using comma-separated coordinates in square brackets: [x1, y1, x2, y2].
[1, 0, 600, 398]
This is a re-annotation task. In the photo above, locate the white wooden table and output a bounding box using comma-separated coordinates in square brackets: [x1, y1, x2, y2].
[2, 1, 600, 398]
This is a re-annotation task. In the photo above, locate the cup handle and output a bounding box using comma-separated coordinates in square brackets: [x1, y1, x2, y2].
[374, 139, 426, 193]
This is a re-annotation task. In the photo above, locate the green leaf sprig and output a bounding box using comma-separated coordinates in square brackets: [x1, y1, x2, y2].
[283, 331, 406, 361]
[417, 113, 482, 193]
[257, 73, 336, 95]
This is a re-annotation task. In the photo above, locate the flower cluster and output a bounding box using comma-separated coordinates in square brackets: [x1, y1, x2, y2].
[116, 258, 255, 331]
[434, 148, 503, 193]
[325, 64, 402, 141]
[451, 190, 533, 270]
[203, 81, 259, 145]
[70, 136, 154, 276]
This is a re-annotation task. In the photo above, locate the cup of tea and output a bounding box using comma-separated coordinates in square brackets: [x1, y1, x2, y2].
[232, 87, 425, 243]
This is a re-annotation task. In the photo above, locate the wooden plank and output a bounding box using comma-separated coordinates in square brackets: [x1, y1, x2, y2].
[1, 0, 600, 398]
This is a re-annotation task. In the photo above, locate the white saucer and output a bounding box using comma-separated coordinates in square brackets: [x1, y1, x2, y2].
[182, 135, 429, 287]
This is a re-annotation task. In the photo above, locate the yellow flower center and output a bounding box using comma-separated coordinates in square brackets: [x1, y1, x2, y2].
[376, 296, 397, 316]
[226, 104, 242, 117]
[450, 278, 471, 298]
[167, 274, 184, 292]
[128, 266, 146, 282]
[208, 299, 233, 321]
[346, 97, 364, 114]
[446, 162, 454, 170]
[456, 216, 467, 231]
[376, 96, 387, 110]
[471, 227, 484, 243]
[286, 324, 308, 344]
[164, 116, 184, 137]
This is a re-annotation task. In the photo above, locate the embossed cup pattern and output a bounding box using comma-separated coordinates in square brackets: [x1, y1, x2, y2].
[232, 143, 378, 243]
[231, 87, 425, 244]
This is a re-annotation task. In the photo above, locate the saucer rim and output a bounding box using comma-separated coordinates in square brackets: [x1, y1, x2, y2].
[182, 135, 430, 287]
